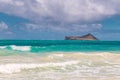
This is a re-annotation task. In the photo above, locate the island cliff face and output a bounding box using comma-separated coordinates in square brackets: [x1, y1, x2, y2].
[65, 33, 98, 40]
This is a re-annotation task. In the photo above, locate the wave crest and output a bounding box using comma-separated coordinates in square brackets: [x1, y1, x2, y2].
[10, 45, 31, 51]
[0, 61, 79, 74]
[0, 45, 31, 51]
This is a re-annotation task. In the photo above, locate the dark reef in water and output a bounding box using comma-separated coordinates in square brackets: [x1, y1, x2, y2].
[65, 33, 98, 40]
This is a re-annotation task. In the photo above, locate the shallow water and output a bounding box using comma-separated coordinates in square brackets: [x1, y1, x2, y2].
[0, 40, 120, 80]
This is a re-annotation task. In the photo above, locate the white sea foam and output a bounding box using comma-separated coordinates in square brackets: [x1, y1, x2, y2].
[0, 61, 79, 74]
[48, 54, 64, 59]
[0, 46, 6, 49]
[0, 45, 31, 51]
[0, 52, 120, 80]
[10, 45, 31, 51]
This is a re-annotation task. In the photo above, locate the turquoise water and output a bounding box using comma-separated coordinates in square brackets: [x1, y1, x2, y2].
[0, 40, 120, 53]
[0, 40, 120, 80]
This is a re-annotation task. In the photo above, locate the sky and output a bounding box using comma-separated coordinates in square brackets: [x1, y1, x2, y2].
[0, 0, 120, 40]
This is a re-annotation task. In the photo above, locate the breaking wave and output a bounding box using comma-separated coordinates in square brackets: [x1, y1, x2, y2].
[0, 45, 31, 52]
[0, 61, 79, 74]
[10, 45, 31, 51]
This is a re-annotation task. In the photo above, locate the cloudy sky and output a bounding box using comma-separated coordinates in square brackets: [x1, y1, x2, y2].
[0, 0, 120, 40]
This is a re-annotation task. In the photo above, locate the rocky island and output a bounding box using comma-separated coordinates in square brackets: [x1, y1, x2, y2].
[65, 33, 98, 40]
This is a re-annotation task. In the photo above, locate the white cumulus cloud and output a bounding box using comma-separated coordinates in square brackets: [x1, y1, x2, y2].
[0, 0, 119, 32]
[0, 0, 119, 22]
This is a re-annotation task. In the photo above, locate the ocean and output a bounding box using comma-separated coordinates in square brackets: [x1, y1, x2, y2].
[0, 40, 120, 80]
